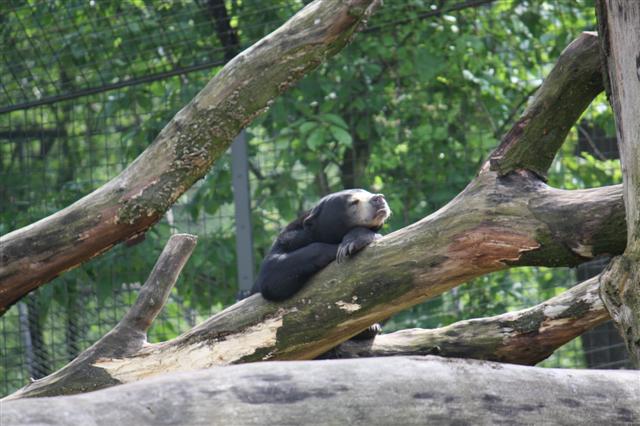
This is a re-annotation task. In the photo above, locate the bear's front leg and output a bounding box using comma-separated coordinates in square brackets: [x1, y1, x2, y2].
[336, 226, 380, 264]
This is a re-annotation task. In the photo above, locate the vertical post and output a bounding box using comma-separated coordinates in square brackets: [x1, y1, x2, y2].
[17, 302, 36, 379]
[231, 130, 255, 300]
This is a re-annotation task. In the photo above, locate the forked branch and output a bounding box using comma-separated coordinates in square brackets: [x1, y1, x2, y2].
[6, 30, 627, 399]
[6, 177, 624, 399]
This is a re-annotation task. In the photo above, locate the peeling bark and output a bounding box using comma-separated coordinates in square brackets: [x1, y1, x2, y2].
[3, 357, 639, 426]
[597, 0, 640, 367]
[0, 0, 380, 315]
[327, 276, 608, 365]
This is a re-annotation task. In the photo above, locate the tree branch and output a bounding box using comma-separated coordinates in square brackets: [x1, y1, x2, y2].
[0, 0, 381, 315]
[3, 356, 639, 425]
[4, 234, 197, 400]
[120, 234, 198, 333]
[488, 32, 603, 179]
[82, 175, 622, 371]
[328, 275, 608, 365]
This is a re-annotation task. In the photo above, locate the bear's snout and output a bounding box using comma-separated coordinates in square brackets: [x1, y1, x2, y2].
[370, 194, 386, 207]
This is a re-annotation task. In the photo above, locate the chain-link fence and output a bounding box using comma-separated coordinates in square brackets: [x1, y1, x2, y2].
[0, 0, 630, 397]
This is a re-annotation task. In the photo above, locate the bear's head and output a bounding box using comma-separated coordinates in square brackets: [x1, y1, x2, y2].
[303, 189, 391, 243]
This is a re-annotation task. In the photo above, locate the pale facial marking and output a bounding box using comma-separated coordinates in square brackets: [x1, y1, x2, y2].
[347, 191, 391, 228]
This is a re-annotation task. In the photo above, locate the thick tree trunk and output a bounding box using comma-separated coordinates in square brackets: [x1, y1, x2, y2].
[3, 356, 639, 426]
[0, 0, 380, 315]
[328, 275, 608, 365]
[596, 0, 640, 367]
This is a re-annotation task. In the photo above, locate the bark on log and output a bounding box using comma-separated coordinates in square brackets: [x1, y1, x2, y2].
[3, 356, 639, 426]
[596, 0, 640, 367]
[328, 276, 609, 365]
[0, 0, 380, 315]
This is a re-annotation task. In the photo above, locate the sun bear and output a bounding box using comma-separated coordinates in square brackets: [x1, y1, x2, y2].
[251, 189, 391, 302]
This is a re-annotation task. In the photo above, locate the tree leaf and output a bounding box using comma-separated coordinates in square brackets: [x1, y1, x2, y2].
[329, 126, 352, 147]
[299, 121, 317, 135]
[322, 113, 348, 129]
[306, 128, 326, 149]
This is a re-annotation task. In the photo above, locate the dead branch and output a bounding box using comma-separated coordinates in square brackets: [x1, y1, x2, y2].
[6, 177, 624, 399]
[5, 31, 627, 399]
[328, 275, 608, 365]
[488, 32, 603, 179]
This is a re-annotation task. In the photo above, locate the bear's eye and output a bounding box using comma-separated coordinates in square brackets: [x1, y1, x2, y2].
[349, 199, 359, 206]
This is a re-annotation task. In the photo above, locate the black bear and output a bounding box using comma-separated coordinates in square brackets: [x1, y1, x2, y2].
[251, 189, 391, 301]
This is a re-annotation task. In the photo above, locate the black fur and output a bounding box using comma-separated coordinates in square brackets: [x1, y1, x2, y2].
[251, 190, 389, 302]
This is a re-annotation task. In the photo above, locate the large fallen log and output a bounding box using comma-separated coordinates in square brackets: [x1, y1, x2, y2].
[329, 275, 609, 365]
[0, 0, 380, 315]
[3, 356, 639, 426]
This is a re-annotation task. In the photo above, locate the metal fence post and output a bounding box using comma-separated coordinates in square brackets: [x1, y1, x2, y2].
[231, 130, 255, 300]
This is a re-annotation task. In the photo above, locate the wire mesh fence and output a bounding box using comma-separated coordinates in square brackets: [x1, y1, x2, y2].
[0, 0, 630, 397]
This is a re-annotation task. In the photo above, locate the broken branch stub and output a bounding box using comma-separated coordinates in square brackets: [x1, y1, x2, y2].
[121, 233, 198, 334]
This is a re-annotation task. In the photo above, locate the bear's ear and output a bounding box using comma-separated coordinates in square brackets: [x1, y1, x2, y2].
[303, 201, 324, 229]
